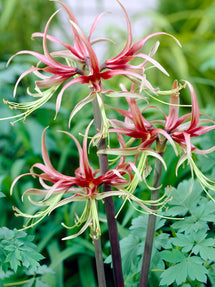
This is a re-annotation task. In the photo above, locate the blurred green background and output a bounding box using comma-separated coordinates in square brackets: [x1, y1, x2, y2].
[1, 0, 215, 286]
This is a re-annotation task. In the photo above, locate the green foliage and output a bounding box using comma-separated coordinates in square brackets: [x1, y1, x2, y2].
[0, 227, 53, 286]
[138, 0, 215, 106]
[113, 178, 215, 286]
[0, 227, 43, 273]
[160, 253, 208, 285]
[0, 0, 57, 60]
[0, 192, 5, 198]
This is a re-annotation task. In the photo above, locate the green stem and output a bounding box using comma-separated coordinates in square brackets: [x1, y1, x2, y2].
[92, 96, 124, 287]
[93, 235, 107, 287]
[139, 148, 164, 287]
[4, 280, 29, 286]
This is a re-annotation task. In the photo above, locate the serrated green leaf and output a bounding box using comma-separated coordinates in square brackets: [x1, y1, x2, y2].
[5, 252, 21, 273]
[192, 200, 215, 222]
[120, 235, 140, 274]
[192, 238, 215, 261]
[154, 233, 172, 250]
[151, 251, 165, 271]
[165, 179, 202, 217]
[191, 228, 208, 242]
[160, 249, 185, 263]
[171, 197, 215, 234]
[171, 233, 194, 252]
[129, 215, 148, 237]
[160, 260, 187, 285]
[160, 255, 208, 286]
[4, 244, 16, 252]
[187, 256, 208, 282]
[0, 227, 45, 274]
[15, 249, 22, 261]
[129, 215, 165, 238]
[208, 263, 215, 285]
[0, 227, 14, 240]
[16, 230, 30, 239]
[21, 251, 43, 272]
[171, 216, 208, 234]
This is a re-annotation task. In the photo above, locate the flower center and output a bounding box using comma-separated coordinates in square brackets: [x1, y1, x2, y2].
[89, 182, 95, 190]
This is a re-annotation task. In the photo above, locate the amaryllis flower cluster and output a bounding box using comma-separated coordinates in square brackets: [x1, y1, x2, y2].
[101, 81, 215, 201]
[2, 0, 180, 128]
[11, 124, 160, 239]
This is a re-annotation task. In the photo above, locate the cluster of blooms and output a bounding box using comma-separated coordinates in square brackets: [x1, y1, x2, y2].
[6, 0, 215, 239]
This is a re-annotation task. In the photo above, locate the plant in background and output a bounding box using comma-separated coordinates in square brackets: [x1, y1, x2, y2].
[1, 0, 215, 286]
[140, 0, 215, 106]
[0, 227, 53, 287]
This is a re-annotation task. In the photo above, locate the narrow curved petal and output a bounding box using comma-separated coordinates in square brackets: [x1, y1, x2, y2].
[185, 81, 200, 131]
[54, 76, 87, 119]
[129, 32, 181, 56]
[127, 97, 149, 131]
[88, 11, 109, 41]
[13, 66, 40, 97]
[105, 0, 132, 65]
[69, 92, 96, 127]
[69, 20, 100, 74]
[32, 34, 84, 61]
[132, 53, 169, 76]
[43, 9, 65, 68]
[165, 80, 180, 131]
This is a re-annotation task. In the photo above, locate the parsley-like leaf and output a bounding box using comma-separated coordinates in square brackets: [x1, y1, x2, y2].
[160, 255, 208, 285]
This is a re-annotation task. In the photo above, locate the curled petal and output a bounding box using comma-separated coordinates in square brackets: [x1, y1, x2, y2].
[88, 11, 110, 41]
[58, 121, 94, 178]
[43, 9, 66, 68]
[32, 32, 84, 61]
[150, 128, 178, 156]
[69, 20, 100, 74]
[13, 66, 40, 97]
[176, 154, 215, 203]
[185, 81, 200, 131]
[106, 0, 132, 64]
[13, 193, 64, 230]
[41, 127, 59, 174]
[132, 53, 169, 76]
[55, 76, 87, 119]
[129, 32, 181, 56]
[69, 92, 96, 127]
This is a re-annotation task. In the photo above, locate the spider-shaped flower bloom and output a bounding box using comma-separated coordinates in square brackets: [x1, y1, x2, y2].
[103, 81, 215, 200]
[11, 124, 159, 239]
[3, 0, 180, 127]
[162, 81, 215, 200]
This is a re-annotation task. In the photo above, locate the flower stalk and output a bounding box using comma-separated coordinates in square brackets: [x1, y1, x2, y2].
[139, 140, 166, 287]
[92, 229, 107, 287]
[93, 95, 124, 287]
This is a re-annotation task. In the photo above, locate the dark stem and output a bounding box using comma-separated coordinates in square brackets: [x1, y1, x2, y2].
[139, 151, 164, 287]
[93, 96, 124, 287]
